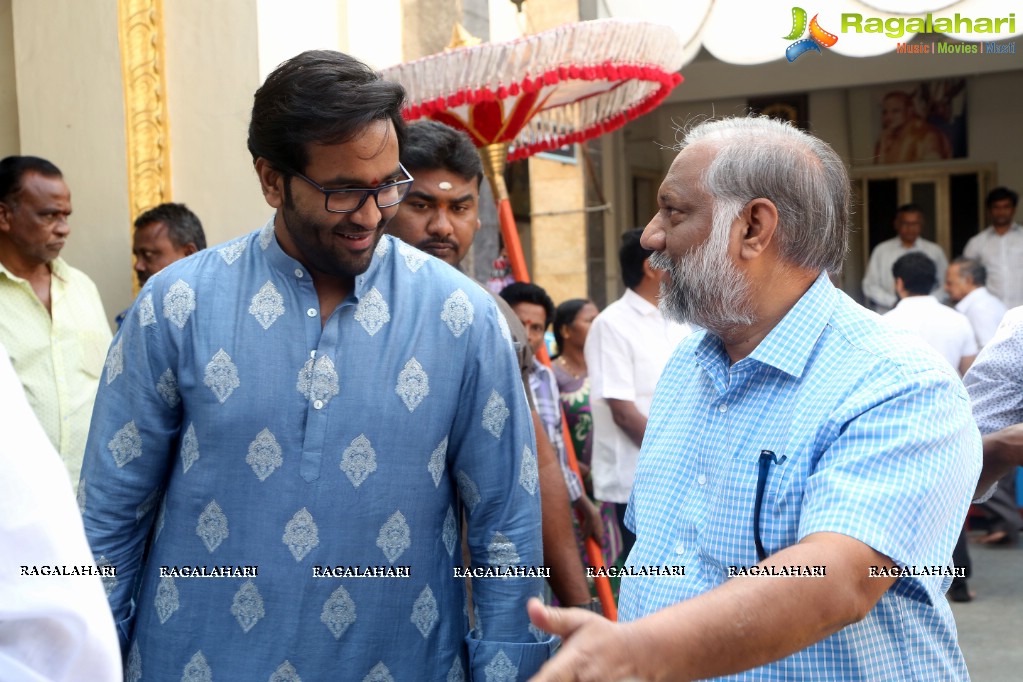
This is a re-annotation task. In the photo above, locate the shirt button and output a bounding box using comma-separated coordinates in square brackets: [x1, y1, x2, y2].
[718, 404, 727, 413]
[697, 474, 707, 485]
[310, 350, 317, 359]
[294, 268, 304, 278]
[313, 399, 324, 410]
[674, 543, 685, 555]
[307, 308, 317, 318]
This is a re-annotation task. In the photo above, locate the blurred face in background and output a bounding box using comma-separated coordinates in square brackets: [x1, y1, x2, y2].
[133, 221, 196, 285]
[894, 210, 924, 246]
[944, 263, 973, 304]
[560, 302, 598, 353]
[511, 301, 548, 355]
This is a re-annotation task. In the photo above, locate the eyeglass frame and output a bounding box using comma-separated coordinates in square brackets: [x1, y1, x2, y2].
[279, 162, 415, 214]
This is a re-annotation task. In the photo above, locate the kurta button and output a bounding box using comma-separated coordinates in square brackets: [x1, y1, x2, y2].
[307, 308, 317, 317]
[310, 350, 317, 358]
[295, 268, 304, 278]
[313, 400, 324, 410]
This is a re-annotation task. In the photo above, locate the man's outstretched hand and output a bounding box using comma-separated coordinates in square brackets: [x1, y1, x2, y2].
[526, 598, 650, 682]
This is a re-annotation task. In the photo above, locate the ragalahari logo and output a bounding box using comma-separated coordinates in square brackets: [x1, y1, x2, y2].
[784, 7, 839, 61]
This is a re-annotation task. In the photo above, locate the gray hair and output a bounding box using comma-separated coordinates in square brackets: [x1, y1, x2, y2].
[678, 116, 850, 274]
[950, 256, 986, 287]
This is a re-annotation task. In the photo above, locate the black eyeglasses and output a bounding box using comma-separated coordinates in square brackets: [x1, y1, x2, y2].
[284, 163, 414, 214]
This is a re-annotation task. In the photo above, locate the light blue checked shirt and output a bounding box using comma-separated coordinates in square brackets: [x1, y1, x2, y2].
[80, 223, 552, 682]
[620, 273, 981, 680]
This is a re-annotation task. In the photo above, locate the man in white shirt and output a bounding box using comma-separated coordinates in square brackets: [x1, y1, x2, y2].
[964, 187, 1023, 308]
[886, 253, 979, 602]
[945, 256, 1007, 348]
[862, 203, 947, 313]
[0, 343, 122, 681]
[884, 252, 976, 375]
[585, 228, 690, 560]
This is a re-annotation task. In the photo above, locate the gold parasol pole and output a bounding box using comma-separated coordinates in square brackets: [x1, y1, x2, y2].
[480, 142, 531, 285]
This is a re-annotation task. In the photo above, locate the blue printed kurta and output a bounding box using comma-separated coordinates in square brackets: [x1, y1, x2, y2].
[80, 221, 552, 681]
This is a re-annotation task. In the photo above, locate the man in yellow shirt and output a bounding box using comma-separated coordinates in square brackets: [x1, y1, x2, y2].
[0, 156, 111, 487]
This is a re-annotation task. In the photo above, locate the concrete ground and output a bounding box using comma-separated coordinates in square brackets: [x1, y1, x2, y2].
[949, 533, 1023, 682]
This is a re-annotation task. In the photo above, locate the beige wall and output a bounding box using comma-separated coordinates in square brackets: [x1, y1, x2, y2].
[12, 0, 129, 326]
[966, 70, 1023, 194]
[165, 0, 264, 256]
[0, 0, 17, 154]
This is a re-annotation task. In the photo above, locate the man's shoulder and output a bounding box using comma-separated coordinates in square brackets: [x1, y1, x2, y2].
[591, 293, 639, 329]
[871, 237, 901, 251]
[916, 237, 946, 255]
[149, 229, 260, 288]
[829, 294, 953, 376]
[373, 237, 502, 319]
[965, 227, 995, 245]
[987, 306, 1023, 342]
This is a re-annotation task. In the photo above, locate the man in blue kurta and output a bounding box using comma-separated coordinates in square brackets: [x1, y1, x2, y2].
[527, 116, 980, 681]
[80, 50, 551, 681]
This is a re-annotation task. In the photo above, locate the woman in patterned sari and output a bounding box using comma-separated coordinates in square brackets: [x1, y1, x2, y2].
[551, 299, 623, 599]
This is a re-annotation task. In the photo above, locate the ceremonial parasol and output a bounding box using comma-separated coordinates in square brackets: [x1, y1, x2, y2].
[382, 19, 686, 619]
[381, 18, 686, 283]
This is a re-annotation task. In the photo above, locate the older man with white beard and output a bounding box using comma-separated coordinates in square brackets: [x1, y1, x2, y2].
[527, 116, 981, 682]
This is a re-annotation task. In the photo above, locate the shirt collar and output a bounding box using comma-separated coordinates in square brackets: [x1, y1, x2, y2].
[622, 287, 659, 315]
[989, 222, 1023, 234]
[954, 287, 985, 312]
[692, 272, 836, 381]
[893, 294, 939, 310]
[0, 256, 68, 283]
[261, 214, 382, 302]
[744, 272, 836, 378]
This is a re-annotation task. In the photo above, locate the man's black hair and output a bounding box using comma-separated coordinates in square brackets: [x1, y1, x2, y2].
[894, 203, 925, 219]
[247, 50, 406, 176]
[986, 186, 1018, 209]
[134, 202, 207, 251]
[892, 251, 936, 296]
[401, 120, 483, 187]
[0, 156, 63, 204]
[499, 281, 555, 329]
[619, 228, 652, 290]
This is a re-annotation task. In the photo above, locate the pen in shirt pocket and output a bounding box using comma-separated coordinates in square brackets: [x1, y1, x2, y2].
[753, 449, 787, 562]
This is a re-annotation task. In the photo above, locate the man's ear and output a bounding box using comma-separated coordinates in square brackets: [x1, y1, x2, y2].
[737, 198, 779, 261]
[0, 202, 13, 233]
[254, 158, 285, 209]
[183, 243, 199, 257]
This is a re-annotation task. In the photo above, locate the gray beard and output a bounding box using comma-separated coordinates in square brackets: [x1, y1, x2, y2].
[648, 221, 755, 334]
